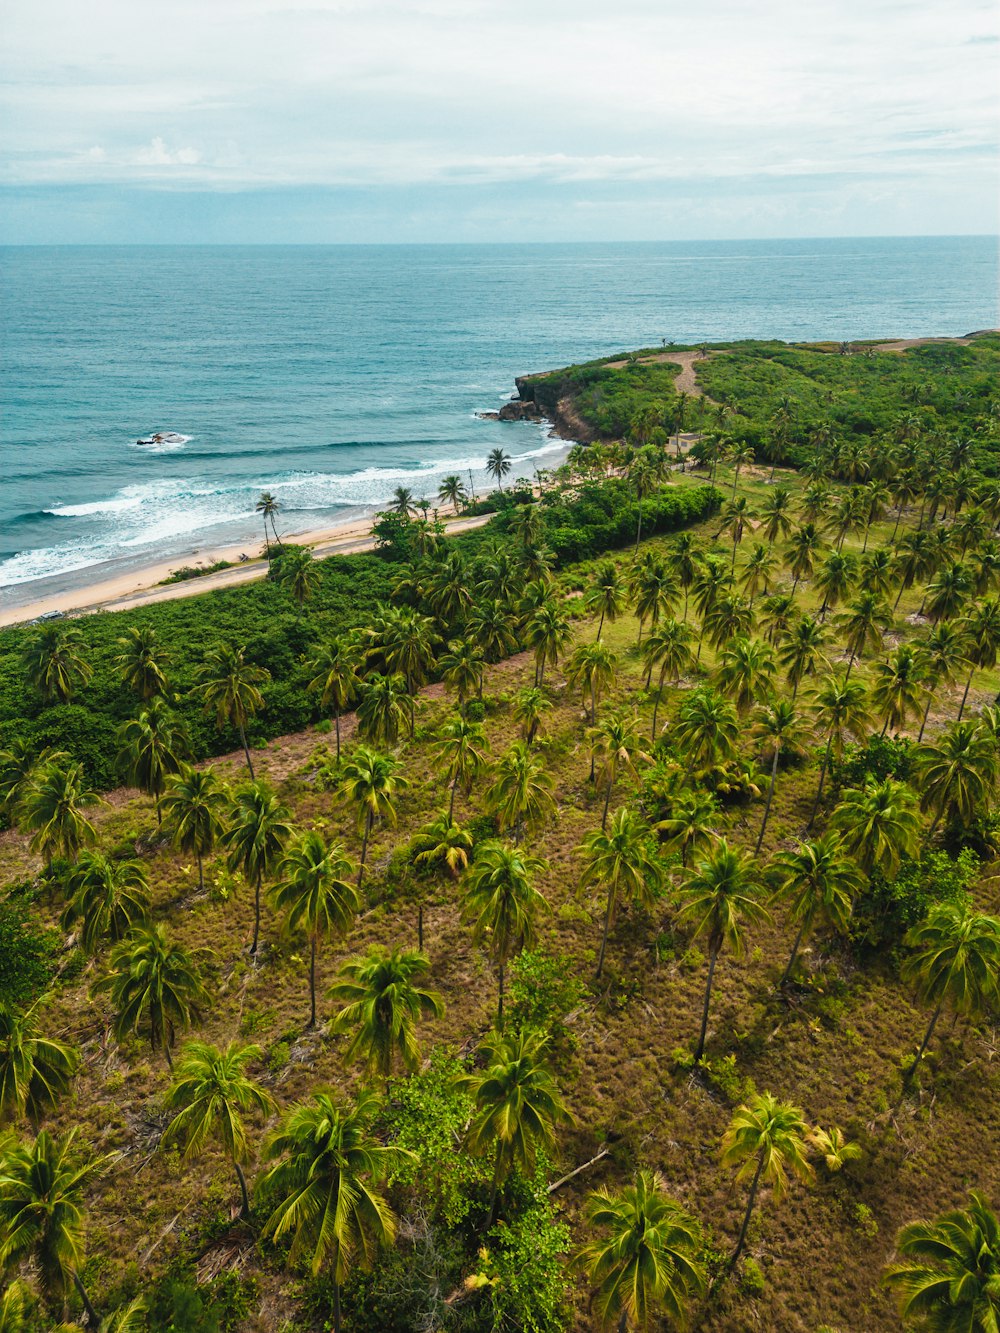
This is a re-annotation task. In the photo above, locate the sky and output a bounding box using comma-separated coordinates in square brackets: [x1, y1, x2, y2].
[1, 0, 998, 243]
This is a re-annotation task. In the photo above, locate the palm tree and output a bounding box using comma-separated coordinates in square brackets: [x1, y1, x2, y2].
[423, 551, 473, 624]
[462, 841, 547, 1026]
[486, 448, 512, 491]
[580, 1170, 707, 1332]
[759, 591, 799, 647]
[589, 712, 649, 827]
[485, 741, 555, 842]
[915, 623, 969, 740]
[306, 637, 361, 764]
[21, 625, 92, 704]
[892, 528, 934, 611]
[808, 672, 874, 829]
[329, 947, 444, 1087]
[777, 615, 829, 699]
[115, 625, 170, 699]
[367, 605, 440, 695]
[275, 547, 319, 617]
[957, 597, 1000, 720]
[457, 1028, 570, 1223]
[255, 491, 283, 553]
[814, 550, 856, 620]
[434, 715, 489, 820]
[901, 903, 1000, 1088]
[61, 852, 151, 954]
[578, 808, 661, 979]
[740, 542, 776, 606]
[678, 841, 769, 1061]
[258, 1089, 413, 1333]
[642, 619, 696, 740]
[628, 451, 661, 555]
[759, 485, 794, 546]
[714, 636, 777, 717]
[512, 686, 552, 746]
[468, 598, 519, 663]
[870, 645, 927, 736]
[440, 638, 485, 712]
[0, 1128, 111, 1325]
[409, 813, 473, 945]
[785, 522, 825, 595]
[356, 672, 413, 745]
[924, 562, 972, 624]
[162, 1039, 276, 1219]
[719, 496, 754, 570]
[883, 1191, 1000, 1330]
[655, 789, 720, 869]
[752, 699, 810, 854]
[390, 486, 417, 517]
[271, 832, 359, 1027]
[720, 1092, 813, 1266]
[437, 474, 467, 512]
[93, 923, 208, 1068]
[829, 778, 922, 878]
[222, 780, 294, 955]
[524, 602, 573, 686]
[337, 746, 407, 893]
[769, 835, 862, 985]
[195, 642, 270, 777]
[674, 687, 740, 777]
[0, 1001, 79, 1127]
[703, 592, 754, 650]
[567, 641, 618, 725]
[912, 721, 1000, 841]
[631, 554, 677, 645]
[727, 442, 755, 497]
[586, 560, 628, 639]
[19, 759, 98, 870]
[667, 532, 700, 622]
[0, 740, 62, 823]
[837, 592, 893, 677]
[161, 765, 228, 894]
[117, 697, 188, 825]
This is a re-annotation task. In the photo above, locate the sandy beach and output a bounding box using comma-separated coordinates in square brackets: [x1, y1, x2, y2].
[0, 507, 494, 629]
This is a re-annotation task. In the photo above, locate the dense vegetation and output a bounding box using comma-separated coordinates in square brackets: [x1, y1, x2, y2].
[1, 335, 1000, 1332]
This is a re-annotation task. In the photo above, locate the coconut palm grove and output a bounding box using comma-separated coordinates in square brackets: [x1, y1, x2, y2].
[2, 335, 1000, 1331]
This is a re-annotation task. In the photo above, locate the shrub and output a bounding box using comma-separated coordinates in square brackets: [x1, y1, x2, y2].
[850, 848, 979, 950]
[0, 897, 57, 1006]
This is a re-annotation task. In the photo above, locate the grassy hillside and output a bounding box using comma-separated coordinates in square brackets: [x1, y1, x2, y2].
[2, 339, 1000, 1332]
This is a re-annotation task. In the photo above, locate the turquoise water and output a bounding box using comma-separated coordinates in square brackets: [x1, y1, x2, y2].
[1, 237, 997, 606]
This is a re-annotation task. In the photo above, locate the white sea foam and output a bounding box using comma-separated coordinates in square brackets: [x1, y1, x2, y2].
[0, 431, 571, 590]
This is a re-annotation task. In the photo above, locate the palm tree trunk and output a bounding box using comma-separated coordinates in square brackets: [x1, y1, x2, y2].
[917, 688, 935, 742]
[497, 962, 505, 1029]
[778, 921, 807, 987]
[617, 1312, 629, 1333]
[597, 608, 606, 639]
[694, 945, 719, 1061]
[904, 997, 945, 1088]
[308, 936, 317, 1027]
[634, 506, 643, 557]
[357, 813, 372, 893]
[239, 724, 255, 779]
[235, 1161, 251, 1220]
[418, 903, 424, 951]
[449, 776, 458, 821]
[72, 1271, 100, 1327]
[730, 1152, 766, 1266]
[755, 745, 780, 854]
[332, 1239, 342, 1333]
[262, 518, 270, 558]
[163, 1036, 174, 1070]
[197, 852, 204, 894]
[248, 868, 264, 953]
[957, 665, 975, 721]
[596, 885, 616, 979]
[487, 1147, 505, 1226]
[335, 710, 341, 762]
[601, 776, 614, 831]
[807, 732, 835, 831]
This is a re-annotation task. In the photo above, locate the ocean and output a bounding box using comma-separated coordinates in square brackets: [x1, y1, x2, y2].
[1, 237, 997, 609]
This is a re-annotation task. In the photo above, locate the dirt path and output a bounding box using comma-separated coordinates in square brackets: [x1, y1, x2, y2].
[602, 348, 714, 396]
[866, 333, 994, 354]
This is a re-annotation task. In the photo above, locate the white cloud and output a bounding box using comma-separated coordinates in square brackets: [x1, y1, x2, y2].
[0, 0, 997, 233]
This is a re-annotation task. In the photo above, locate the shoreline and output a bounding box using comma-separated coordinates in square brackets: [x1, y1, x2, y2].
[0, 434, 575, 629]
[0, 505, 495, 629]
